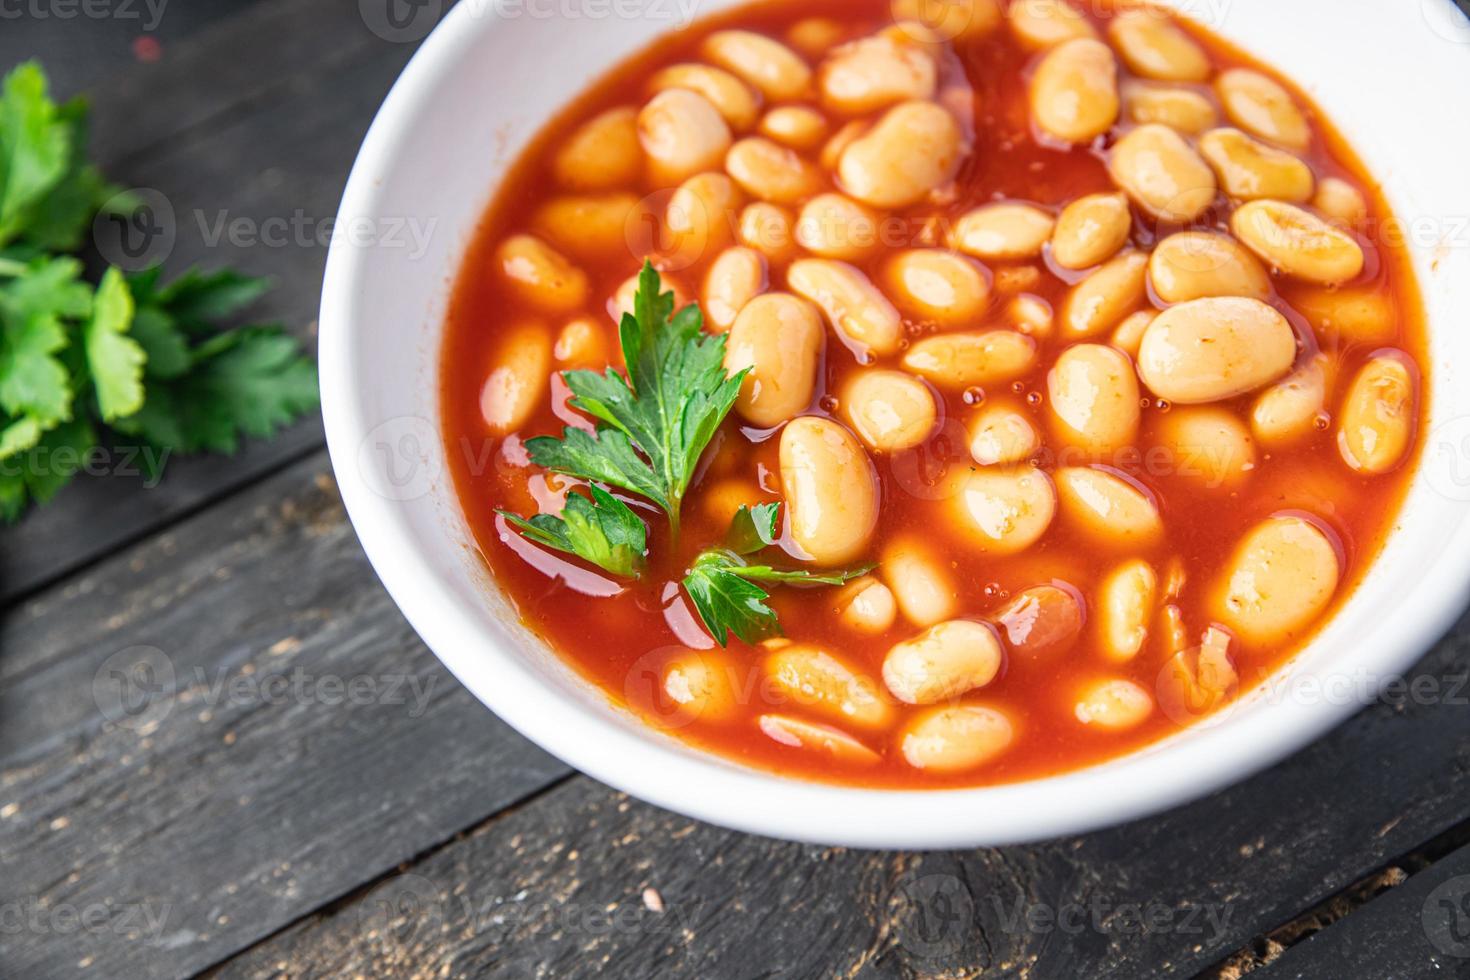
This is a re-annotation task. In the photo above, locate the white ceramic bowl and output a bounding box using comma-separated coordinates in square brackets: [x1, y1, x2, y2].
[321, 0, 1470, 848]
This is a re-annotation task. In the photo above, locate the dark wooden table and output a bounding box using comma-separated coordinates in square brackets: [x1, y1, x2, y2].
[4, 3, 1470, 977]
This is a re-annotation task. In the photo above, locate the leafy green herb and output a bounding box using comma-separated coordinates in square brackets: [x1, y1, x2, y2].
[683, 503, 873, 646]
[724, 502, 781, 555]
[84, 267, 144, 421]
[110, 318, 320, 458]
[683, 549, 872, 647]
[523, 261, 745, 541]
[497, 485, 647, 579]
[498, 264, 872, 641]
[0, 61, 318, 521]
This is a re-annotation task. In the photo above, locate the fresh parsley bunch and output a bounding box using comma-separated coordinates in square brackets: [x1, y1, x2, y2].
[500, 262, 870, 646]
[0, 62, 317, 520]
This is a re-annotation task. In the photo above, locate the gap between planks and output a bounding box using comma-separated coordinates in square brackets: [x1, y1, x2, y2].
[192, 773, 583, 980]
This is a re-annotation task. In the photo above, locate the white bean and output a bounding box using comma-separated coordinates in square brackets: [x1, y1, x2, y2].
[883, 250, 991, 326]
[1054, 466, 1163, 546]
[901, 331, 1037, 388]
[1136, 297, 1296, 403]
[765, 644, 892, 728]
[1148, 231, 1271, 304]
[481, 320, 551, 434]
[787, 258, 903, 357]
[968, 400, 1040, 466]
[1216, 68, 1310, 150]
[1074, 678, 1154, 730]
[702, 246, 767, 331]
[780, 417, 880, 564]
[1214, 515, 1340, 645]
[951, 202, 1056, 261]
[900, 705, 1015, 772]
[758, 714, 880, 765]
[1047, 344, 1141, 454]
[638, 89, 733, 186]
[1108, 123, 1217, 222]
[1030, 38, 1120, 144]
[883, 620, 1003, 704]
[1230, 200, 1365, 285]
[703, 30, 813, 101]
[554, 106, 642, 190]
[882, 538, 958, 627]
[1100, 559, 1156, 662]
[1050, 192, 1131, 270]
[1337, 353, 1416, 475]
[838, 101, 964, 208]
[952, 466, 1057, 555]
[725, 293, 824, 427]
[842, 370, 938, 452]
[1152, 407, 1257, 489]
[818, 32, 937, 115]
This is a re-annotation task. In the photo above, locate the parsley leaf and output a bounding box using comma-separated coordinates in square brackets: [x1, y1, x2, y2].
[0, 63, 318, 523]
[0, 256, 90, 440]
[112, 325, 319, 455]
[0, 414, 98, 517]
[498, 485, 647, 578]
[683, 503, 874, 646]
[725, 501, 780, 554]
[683, 548, 873, 646]
[525, 261, 746, 539]
[0, 63, 71, 247]
[83, 267, 145, 422]
[19, 97, 118, 252]
[23, 415, 94, 505]
[137, 267, 271, 333]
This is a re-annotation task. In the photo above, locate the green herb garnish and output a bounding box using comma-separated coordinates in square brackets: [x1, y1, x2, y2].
[497, 262, 872, 644]
[524, 260, 744, 542]
[498, 485, 646, 579]
[683, 502, 872, 646]
[0, 61, 318, 520]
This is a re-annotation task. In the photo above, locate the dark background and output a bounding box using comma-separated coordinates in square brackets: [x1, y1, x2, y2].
[3, 1, 1470, 977]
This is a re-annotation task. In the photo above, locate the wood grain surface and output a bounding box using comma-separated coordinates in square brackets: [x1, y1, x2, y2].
[4, 2, 1470, 979]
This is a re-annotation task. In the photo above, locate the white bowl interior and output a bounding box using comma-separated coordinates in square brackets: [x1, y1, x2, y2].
[321, 0, 1470, 847]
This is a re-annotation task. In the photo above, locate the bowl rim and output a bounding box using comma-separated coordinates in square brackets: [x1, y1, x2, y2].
[320, 0, 1470, 848]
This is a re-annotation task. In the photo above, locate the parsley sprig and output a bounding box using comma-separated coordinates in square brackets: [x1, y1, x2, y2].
[684, 503, 872, 646]
[498, 269, 874, 646]
[500, 484, 646, 579]
[525, 261, 744, 542]
[0, 62, 318, 520]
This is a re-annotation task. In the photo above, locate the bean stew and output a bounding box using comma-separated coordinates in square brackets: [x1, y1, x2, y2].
[440, 0, 1428, 788]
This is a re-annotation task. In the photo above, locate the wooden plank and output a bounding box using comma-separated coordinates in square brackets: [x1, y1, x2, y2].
[1, 0, 428, 602]
[1247, 843, 1470, 979]
[0, 451, 570, 980]
[212, 621, 1470, 979]
[0, 0, 254, 97]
